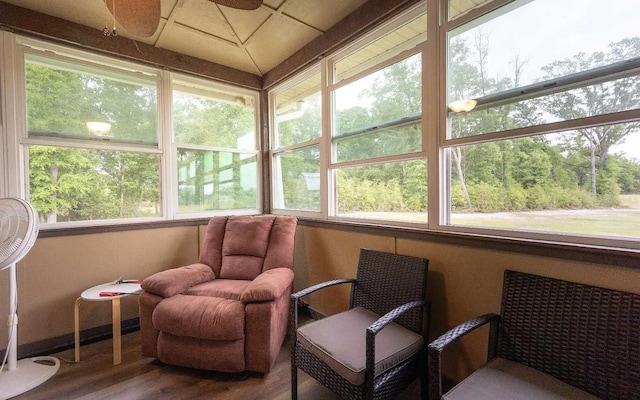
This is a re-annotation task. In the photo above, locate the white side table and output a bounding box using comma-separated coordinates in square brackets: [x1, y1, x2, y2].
[74, 281, 141, 365]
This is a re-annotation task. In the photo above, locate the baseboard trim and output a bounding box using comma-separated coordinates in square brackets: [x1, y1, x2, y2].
[1, 317, 140, 359]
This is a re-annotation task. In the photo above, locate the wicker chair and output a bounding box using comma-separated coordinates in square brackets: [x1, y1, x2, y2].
[290, 248, 429, 400]
[429, 270, 640, 400]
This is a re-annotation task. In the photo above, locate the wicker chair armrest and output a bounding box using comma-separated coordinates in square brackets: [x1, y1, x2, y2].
[429, 313, 500, 353]
[291, 278, 356, 300]
[290, 278, 356, 335]
[428, 313, 501, 399]
[367, 300, 425, 335]
[364, 300, 427, 385]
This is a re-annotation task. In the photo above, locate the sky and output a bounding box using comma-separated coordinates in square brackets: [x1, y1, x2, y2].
[456, 0, 640, 160]
[336, 0, 640, 161]
[459, 0, 640, 85]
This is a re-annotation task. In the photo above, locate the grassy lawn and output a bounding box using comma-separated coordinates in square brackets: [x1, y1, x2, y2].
[451, 208, 640, 237]
[451, 195, 640, 237]
[341, 197, 640, 238]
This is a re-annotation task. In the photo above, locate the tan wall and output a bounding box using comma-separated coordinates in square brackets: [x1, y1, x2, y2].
[1, 226, 199, 347]
[2, 222, 639, 384]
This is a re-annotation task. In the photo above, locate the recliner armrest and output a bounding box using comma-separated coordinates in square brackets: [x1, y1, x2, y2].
[141, 263, 215, 298]
[240, 267, 294, 303]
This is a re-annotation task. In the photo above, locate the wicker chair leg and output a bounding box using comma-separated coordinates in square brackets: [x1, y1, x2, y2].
[421, 375, 428, 400]
[291, 364, 298, 400]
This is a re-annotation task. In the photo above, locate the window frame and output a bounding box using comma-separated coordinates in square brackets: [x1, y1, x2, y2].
[169, 73, 262, 218]
[269, 64, 325, 219]
[4, 34, 262, 229]
[269, 0, 640, 252]
[435, 0, 640, 250]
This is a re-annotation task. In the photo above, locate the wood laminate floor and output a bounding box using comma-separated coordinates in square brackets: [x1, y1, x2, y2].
[12, 330, 422, 400]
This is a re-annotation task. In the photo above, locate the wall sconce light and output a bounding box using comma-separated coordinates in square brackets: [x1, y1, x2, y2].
[448, 99, 478, 113]
[86, 121, 112, 136]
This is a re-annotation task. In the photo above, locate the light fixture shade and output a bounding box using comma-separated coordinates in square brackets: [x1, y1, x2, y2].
[105, 0, 161, 37]
[448, 99, 478, 113]
[86, 121, 112, 136]
[210, 0, 263, 10]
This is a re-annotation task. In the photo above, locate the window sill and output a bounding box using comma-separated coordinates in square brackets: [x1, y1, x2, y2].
[297, 218, 640, 270]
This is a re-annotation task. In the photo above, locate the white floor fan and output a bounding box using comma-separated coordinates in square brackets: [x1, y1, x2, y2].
[0, 197, 59, 399]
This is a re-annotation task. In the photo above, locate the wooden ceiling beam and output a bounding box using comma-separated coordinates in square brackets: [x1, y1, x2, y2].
[0, 1, 262, 90]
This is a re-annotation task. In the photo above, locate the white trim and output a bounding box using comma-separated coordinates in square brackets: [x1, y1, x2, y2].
[17, 36, 158, 78]
[0, 31, 7, 198]
[1, 32, 24, 198]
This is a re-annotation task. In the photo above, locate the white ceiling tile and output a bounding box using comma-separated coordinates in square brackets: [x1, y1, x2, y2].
[218, 7, 273, 43]
[3, 0, 373, 77]
[246, 12, 321, 74]
[158, 23, 260, 74]
[281, 0, 369, 31]
[174, 0, 236, 42]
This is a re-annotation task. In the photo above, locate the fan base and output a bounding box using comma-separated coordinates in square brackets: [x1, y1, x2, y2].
[0, 356, 59, 400]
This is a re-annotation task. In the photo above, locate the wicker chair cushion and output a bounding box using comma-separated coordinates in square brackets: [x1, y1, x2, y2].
[296, 306, 424, 386]
[443, 358, 602, 400]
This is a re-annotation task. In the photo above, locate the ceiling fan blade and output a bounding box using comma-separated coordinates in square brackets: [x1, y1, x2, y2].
[210, 0, 263, 10]
[105, 0, 161, 38]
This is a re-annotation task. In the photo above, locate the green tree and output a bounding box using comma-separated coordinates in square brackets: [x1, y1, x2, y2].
[539, 37, 640, 197]
[26, 62, 161, 222]
[334, 53, 426, 215]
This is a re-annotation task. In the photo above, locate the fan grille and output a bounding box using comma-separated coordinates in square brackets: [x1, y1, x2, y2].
[0, 198, 39, 269]
[0, 237, 23, 263]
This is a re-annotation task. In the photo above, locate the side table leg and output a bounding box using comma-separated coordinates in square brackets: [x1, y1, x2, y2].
[74, 297, 81, 362]
[112, 298, 121, 365]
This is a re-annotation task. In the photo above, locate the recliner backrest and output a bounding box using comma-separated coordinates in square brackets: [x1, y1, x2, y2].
[199, 215, 297, 280]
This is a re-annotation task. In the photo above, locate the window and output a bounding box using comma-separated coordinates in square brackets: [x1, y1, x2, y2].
[172, 77, 260, 214]
[331, 51, 427, 223]
[270, 7, 427, 221]
[270, 0, 639, 251]
[443, 0, 640, 243]
[330, 10, 427, 223]
[23, 46, 161, 224]
[8, 36, 260, 227]
[271, 69, 323, 212]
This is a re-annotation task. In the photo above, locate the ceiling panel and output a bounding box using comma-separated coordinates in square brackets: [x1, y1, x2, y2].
[175, 0, 236, 41]
[218, 6, 272, 43]
[281, 0, 369, 31]
[1, 0, 375, 77]
[160, 23, 261, 73]
[246, 12, 322, 74]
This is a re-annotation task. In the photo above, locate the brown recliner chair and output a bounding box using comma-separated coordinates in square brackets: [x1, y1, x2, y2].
[139, 214, 297, 373]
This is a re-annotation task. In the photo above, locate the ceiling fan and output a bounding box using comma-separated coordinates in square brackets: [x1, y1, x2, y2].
[103, 0, 262, 38]
[210, 0, 263, 10]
